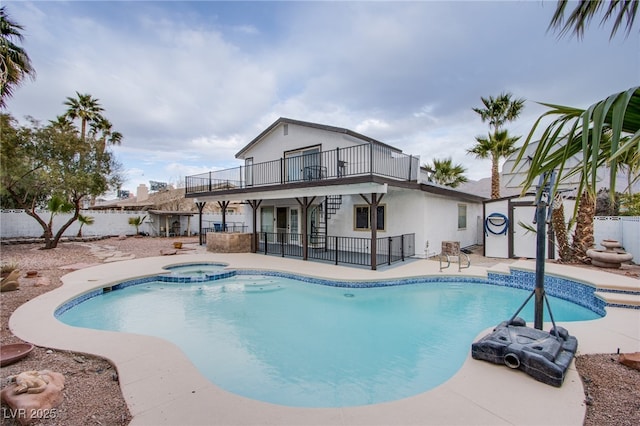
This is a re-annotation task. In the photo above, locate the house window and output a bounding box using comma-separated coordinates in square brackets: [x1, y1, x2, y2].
[354, 205, 385, 231]
[283, 124, 288, 136]
[458, 204, 467, 230]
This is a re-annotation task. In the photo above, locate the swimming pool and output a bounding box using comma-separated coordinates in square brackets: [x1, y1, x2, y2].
[57, 270, 601, 408]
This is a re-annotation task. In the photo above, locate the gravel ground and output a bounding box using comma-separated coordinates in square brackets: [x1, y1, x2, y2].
[1, 236, 639, 425]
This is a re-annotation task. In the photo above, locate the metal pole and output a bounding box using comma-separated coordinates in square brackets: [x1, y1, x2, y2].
[534, 198, 547, 330]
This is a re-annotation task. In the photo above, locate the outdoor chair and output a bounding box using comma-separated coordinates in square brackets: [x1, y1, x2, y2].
[438, 241, 470, 272]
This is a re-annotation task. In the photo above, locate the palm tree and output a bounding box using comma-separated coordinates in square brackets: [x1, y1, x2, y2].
[551, 193, 573, 262]
[64, 92, 104, 141]
[424, 158, 468, 188]
[617, 137, 640, 195]
[0, 6, 36, 108]
[49, 115, 77, 134]
[471, 92, 525, 198]
[549, 0, 638, 39]
[128, 215, 146, 235]
[472, 92, 525, 135]
[515, 87, 640, 262]
[76, 213, 94, 237]
[467, 129, 521, 199]
[89, 116, 123, 153]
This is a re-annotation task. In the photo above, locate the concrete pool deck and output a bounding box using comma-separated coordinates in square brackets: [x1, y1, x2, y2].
[8, 252, 640, 425]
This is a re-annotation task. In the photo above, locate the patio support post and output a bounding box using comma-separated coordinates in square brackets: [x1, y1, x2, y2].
[247, 199, 262, 253]
[302, 198, 308, 260]
[360, 193, 384, 270]
[195, 201, 206, 245]
[296, 196, 316, 261]
[217, 200, 230, 232]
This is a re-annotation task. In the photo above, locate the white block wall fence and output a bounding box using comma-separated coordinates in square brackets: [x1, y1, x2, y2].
[0, 210, 248, 239]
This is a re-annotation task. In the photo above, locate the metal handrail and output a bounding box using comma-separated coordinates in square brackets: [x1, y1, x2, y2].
[439, 252, 471, 272]
[185, 143, 419, 195]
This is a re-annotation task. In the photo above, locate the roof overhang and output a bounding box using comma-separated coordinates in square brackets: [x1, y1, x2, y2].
[191, 182, 388, 203]
[147, 210, 195, 216]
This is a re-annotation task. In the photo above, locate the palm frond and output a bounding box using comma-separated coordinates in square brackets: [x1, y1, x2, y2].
[548, 0, 638, 39]
[515, 86, 640, 215]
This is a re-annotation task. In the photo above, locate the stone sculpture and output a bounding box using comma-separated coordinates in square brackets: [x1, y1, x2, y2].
[1, 370, 65, 425]
[0, 269, 21, 292]
[8, 371, 52, 394]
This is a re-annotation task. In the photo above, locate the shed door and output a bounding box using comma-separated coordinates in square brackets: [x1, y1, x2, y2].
[512, 205, 545, 259]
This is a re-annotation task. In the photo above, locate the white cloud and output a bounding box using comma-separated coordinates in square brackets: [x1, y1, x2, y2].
[4, 0, 637, 193]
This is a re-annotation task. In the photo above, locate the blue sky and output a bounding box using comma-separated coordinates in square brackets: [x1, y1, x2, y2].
[4, 1, 639, 195]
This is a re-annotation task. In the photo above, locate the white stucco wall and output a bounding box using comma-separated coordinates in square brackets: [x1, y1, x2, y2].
[239, 122, 368, 162]
[249, 188, 483, 259]
[416, 191, 483, 257]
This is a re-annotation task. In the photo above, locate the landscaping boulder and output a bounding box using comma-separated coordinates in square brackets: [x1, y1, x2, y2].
[1, 370, 65, 425]
[619, 352, 640, 371]
[1, 269, 20, 292]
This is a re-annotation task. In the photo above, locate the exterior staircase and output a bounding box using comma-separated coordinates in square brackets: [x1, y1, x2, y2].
[311, 195, 342, 246]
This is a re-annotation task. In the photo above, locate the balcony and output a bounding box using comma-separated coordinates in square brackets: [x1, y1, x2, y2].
[185, 143, 419, 196]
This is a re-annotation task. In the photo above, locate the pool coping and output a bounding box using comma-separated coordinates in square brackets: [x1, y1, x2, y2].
[8, 253, 640, 425]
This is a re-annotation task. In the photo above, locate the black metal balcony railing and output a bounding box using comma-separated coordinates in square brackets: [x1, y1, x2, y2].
[257, 232, 416, 268]
[185, 143, 419, 195]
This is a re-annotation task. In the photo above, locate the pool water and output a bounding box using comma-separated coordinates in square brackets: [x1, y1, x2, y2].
[58, 274, 600, 407]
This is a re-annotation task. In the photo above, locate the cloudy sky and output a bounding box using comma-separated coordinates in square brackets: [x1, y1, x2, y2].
[5, 1, 638, 195]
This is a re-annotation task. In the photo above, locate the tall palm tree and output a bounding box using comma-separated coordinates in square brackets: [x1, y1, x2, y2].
[89, 116, 123, 153]
[0, 6, 35, 108]
[467, 129, 521, 199]
[424, 157, 468, 188]
[472, 92, 525, 135]
[64, 92, 104, 141]
[471, 92, 525, 198]
[549, 0, 638, 39]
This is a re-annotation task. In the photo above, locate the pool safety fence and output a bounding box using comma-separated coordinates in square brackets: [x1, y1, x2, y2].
[257, 232, 415, 267]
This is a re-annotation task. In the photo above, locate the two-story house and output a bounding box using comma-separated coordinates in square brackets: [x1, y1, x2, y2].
[185, 117, 485, 270]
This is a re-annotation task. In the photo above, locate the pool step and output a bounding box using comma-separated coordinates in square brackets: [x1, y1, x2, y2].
[592, 272, 640, 309]
[595, 291, 640, 308]
[223, 282, 284, 293]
